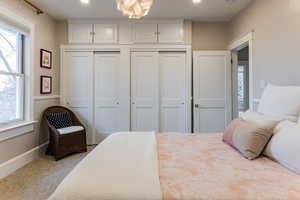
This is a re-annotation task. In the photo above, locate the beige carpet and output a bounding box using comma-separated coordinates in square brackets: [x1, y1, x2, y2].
[0, 146, 95, 200]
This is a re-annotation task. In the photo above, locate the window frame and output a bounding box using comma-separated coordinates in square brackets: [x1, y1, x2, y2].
[0, 4, 36, 141]
[0, 31, 25, 126]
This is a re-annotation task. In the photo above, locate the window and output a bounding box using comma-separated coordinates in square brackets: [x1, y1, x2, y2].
[0, 25, 25, 125]
[237, 61, 249, 117]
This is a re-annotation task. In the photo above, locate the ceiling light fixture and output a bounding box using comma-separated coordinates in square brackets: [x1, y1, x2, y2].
[80, 0, 90, 4]
[116, 0, 153, 19]
[193, 0, 202, 4]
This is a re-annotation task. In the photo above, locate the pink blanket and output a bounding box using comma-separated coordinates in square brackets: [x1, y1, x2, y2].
[157, 133, 300, 200]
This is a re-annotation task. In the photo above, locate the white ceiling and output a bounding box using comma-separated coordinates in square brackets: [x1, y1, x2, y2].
[28, 0, 252, 21]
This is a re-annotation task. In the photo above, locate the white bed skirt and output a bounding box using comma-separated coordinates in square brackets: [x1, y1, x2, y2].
[49, 132, 162, 200]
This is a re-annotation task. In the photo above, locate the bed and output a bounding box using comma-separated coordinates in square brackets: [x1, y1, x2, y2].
[49, 132, 300, 200]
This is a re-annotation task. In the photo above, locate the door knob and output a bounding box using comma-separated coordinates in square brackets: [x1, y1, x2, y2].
[116, 102, 119, 105]
[194, 104, 199, 108]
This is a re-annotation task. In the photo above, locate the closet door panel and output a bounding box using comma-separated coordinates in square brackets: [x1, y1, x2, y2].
[132, 23, 158, 43]
[159, 53, 186, 132]
[64, 51, 93, 144]
[94, 24, 118, 44]
[94, 53, 122, 142]
[131, 52, 159, 131]
[158, 22, 184, 43]
[68, 23, 93, 44]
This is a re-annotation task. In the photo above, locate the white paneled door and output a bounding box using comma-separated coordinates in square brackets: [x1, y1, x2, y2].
[131, 52, 159, 131]
[159, 53, 186, 132]
[94, 52, 128, 142]
[63, 51, 93, 144]
[193, 51, 231, 133]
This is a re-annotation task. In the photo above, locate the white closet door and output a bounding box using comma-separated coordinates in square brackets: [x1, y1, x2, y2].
[159, 53, 186, 132]
[68, 23, 93, 44]
[131, 52, 159, 131]
[193, 51, 231, 133]
[94, 52, 125, 142]
[94, 24, 118, 44]
[158, 23, 184, 44]
[64, 51, 93, 144]
[132, 23, 158, 43]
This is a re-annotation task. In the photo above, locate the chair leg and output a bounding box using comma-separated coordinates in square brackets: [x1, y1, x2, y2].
[55, 156, 62, 161]
[46, 146, 51, 155]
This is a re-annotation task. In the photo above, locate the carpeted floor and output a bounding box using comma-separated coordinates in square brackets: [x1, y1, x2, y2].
[0, 146, 95, 200]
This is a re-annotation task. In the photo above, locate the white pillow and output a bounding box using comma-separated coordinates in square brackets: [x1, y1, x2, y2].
[258, 84, 300, 117]
[273, 120, 297, 134]
[264, 121, 300, 174]
[241, 110, 297, 129]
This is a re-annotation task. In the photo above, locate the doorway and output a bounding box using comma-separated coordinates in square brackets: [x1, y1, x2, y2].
[229, 32, 253, 119]
[232, 46, 250, 118]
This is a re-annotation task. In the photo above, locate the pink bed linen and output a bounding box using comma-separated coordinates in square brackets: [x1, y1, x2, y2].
[157, 133, 300, 200]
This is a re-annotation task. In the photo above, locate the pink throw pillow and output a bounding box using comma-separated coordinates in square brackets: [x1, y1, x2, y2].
[223, 118, 246, 147]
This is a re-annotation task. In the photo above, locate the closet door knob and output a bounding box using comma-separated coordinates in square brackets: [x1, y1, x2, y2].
[195, 104, 199, 108]
[116, 102, 119, 105]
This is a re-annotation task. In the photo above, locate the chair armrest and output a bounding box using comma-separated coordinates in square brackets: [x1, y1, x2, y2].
[47, 123, 60, 136]
[71, 116, 86, 129]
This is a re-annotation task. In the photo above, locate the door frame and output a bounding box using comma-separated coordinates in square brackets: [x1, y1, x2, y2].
[228, 32, 254, 111]
[193, 51, 232, 132]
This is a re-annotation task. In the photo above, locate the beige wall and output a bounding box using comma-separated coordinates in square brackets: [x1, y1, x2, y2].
[56, 20, 68, 45]
[228, 0, 300, 98]
[192, 22, 229, 50]
[0, 0, 60, 164]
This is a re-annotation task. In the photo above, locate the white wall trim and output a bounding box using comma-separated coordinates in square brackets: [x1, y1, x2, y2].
[228, 32, 254, 51]
[0, 121, 37, 142]
[34, 95, 61, 101]
[0, 142, 48, 180]
[228, 31, 254, 110]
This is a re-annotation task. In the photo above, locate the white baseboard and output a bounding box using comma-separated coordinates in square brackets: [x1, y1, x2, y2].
[0, 142, 49, 179]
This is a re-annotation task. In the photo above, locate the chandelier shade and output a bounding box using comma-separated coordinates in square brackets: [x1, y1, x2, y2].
[116, 0, 153, 19]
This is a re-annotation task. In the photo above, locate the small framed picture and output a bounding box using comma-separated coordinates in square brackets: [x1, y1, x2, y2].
[40, 49, 52, 69]
[40, 76, 52, 94]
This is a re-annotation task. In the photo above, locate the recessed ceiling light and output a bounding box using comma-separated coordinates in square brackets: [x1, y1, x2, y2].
[80, 0, 90, 4]
[193, 0, 202, 4]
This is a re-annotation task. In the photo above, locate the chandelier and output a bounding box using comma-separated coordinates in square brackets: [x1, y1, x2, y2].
[116, 0, 153, 19]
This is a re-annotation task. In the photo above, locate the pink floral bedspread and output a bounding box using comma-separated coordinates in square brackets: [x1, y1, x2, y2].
[157, 133, 300, 200]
